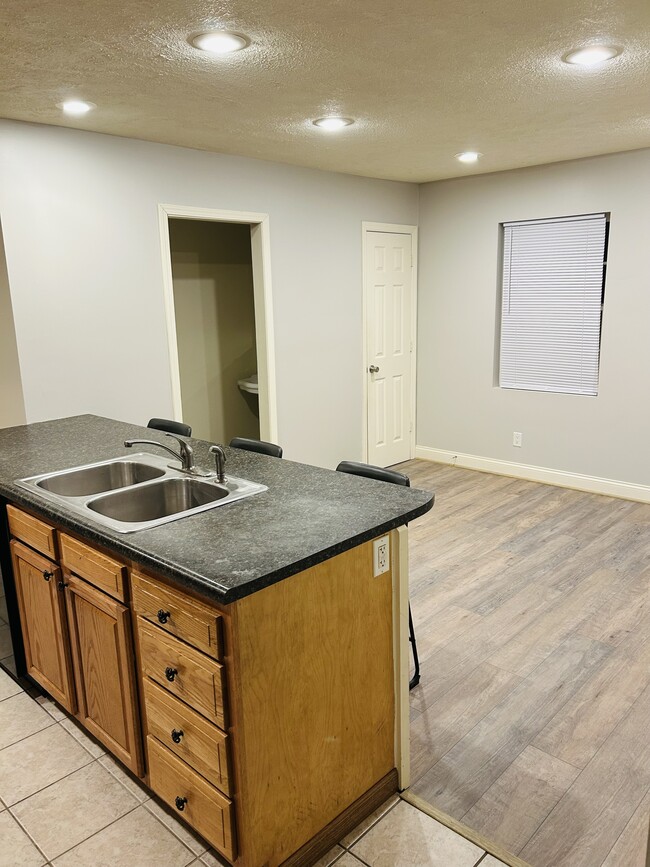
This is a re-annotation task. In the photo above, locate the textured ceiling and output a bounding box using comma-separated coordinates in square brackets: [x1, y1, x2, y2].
[1, 0, 649, 182]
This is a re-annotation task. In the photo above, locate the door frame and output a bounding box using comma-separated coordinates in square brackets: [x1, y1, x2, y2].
[361, 222, 418, 464]
[158, 204, 278, 443]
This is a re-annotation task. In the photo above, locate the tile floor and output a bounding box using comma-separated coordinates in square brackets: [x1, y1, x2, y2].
[0, 667, 508, 867]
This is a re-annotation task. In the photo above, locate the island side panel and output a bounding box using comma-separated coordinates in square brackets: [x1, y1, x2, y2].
[227, 537, 395, 867]
[392, 524, 411, 790]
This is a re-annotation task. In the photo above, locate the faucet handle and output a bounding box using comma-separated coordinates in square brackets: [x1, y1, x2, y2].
[164, 431, 188, 444]
[164, 433, 194, 470]
[164, 431, 191, 452]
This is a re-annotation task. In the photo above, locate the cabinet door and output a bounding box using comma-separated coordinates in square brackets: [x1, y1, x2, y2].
[10, 540, 76, 712]
[65, 573, 143, 775]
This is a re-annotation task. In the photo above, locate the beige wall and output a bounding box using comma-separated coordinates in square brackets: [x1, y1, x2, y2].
[169, 219, 259, 444]
[0, 222, 25, 428]
[417, 148, 650, 487]
[0, 120, 418, 467]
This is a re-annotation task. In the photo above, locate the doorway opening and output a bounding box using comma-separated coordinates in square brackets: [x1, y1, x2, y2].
[159, 206, 277, 445]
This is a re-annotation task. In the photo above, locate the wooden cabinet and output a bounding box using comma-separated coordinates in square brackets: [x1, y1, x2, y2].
[134, 541, 396, 867]
[65, 573, 143, 775]
[8, 508, 142, 775]
[7, 504, 398, 867]
[10, 540, 76, 713]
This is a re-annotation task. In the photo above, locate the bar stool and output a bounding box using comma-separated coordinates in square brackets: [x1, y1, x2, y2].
[335, 460, 421, 690]
[229, 437, 283, 458]
[148, 418, 192, 437]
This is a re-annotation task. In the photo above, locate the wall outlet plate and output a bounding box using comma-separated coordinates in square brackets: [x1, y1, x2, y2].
[513, 431, 523, 447]
[373, 535, 390, 577]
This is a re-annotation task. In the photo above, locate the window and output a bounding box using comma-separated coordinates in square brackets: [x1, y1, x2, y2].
[499, 213, 608, 396]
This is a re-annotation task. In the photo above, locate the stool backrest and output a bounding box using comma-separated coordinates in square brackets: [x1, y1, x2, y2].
[229, 437, 283, 458]
[148, 418, 192, 437]
[335, 460, 410, 487]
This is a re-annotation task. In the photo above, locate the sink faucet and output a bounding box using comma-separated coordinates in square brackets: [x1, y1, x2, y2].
[209, 445, 226, 484]
[124, 433, 210, 476]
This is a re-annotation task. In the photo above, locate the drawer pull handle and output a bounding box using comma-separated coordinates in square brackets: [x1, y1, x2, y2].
[175, 796, 187, 812]
[43, 570, 54, 581]
[165, 666, 178, 682]
[171, 728, 184, 744]
[157, 609, 171, 624]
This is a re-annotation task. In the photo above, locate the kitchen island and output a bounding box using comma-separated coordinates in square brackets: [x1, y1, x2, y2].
[0, 415, 433, 867]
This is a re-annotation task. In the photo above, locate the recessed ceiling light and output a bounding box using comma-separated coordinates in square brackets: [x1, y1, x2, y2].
[312, 117, 354, 131]
[456, 151, 481, 164]
[190, 31, 249, 54]
[59, 100, 95, 116]
[563, 45, 621, 66]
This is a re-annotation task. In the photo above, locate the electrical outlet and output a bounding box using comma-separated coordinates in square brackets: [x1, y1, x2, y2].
[373, 535, 390, 577]
[513, 431, 523, 447]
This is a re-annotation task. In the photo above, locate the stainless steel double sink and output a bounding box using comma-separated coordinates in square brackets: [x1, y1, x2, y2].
[16, 453, 267, 533]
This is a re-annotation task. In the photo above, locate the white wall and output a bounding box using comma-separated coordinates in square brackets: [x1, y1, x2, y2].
[0, 120, 418, 467]
[417, 148, 650, 488]
[169, 219, 259, 444]
[0, 221, 26, 428]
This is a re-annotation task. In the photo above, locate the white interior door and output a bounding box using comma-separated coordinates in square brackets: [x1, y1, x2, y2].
[366, 230, 414, 467]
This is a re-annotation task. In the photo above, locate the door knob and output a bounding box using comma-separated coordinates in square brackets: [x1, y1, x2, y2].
[369, 365, 380, 374]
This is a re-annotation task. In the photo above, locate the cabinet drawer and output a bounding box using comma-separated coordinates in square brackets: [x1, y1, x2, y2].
[148, 735, 236, 862]
[143, 677, 231, 795]
[138, 618, 226, 729]
[7, 505, 57, 560]
[59, 533, 127, 601]
[132, 571, 223, 660]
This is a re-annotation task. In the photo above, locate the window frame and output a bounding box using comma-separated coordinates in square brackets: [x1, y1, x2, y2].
[496, 212, 609, 397]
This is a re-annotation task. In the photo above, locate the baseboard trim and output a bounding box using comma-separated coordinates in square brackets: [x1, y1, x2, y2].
[280, 769, 398, 866]
[414, 446, 650, 504]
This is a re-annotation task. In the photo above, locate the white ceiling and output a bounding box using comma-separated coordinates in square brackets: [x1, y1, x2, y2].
[1, 0, 649, 182]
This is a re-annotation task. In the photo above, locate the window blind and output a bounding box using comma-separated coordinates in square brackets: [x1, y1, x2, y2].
[499, 213, 607, 396]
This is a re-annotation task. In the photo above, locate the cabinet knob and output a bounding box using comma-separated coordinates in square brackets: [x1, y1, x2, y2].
[42, 570, 54, 581]
[175, 796, 187, 812]
[58, 581, 69, 590]
[164, 666, 178, 682]
[157, 609, 171, 624]
[171, 728, 184, 744]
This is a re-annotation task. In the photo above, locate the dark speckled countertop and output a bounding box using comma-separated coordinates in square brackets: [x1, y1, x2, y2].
[0, 415, 434, 604]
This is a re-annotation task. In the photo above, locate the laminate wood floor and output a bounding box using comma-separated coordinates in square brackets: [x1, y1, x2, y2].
[402, 459, 650, 867]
